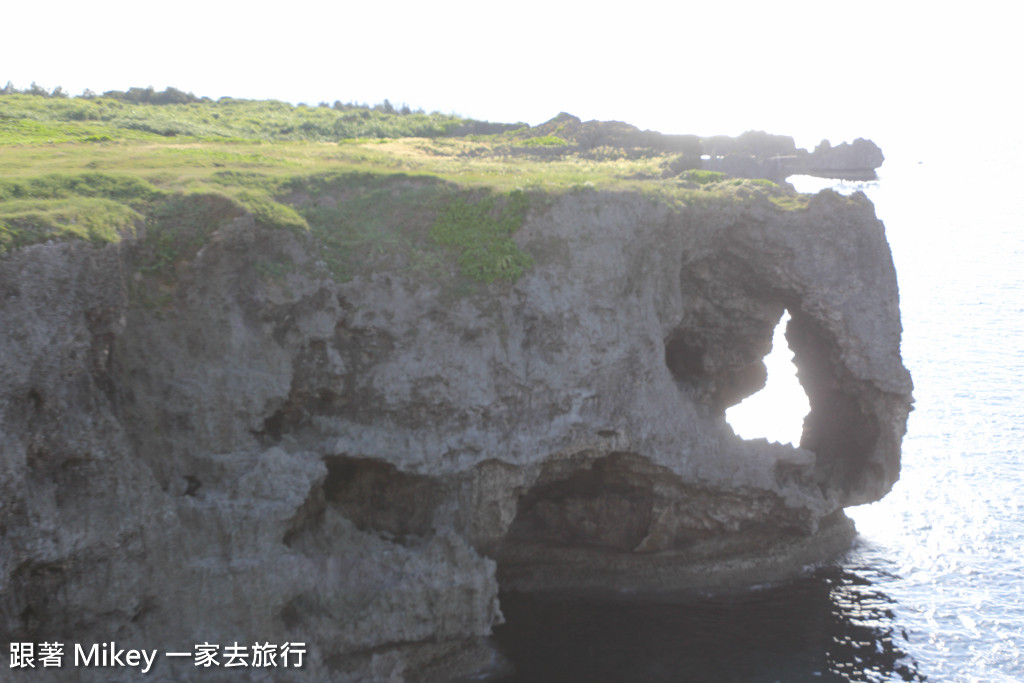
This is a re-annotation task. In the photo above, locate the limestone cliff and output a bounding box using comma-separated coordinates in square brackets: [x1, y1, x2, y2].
[0, 185, 911, 681]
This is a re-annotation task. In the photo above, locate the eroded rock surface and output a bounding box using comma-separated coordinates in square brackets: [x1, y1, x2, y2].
[0, 187, 911, 681]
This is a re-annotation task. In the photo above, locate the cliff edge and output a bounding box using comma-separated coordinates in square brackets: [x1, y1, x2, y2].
[0, 175, 911, 680]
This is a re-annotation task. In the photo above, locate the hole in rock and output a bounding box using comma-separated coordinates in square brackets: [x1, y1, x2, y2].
[321, 455, 440, 542]
[664, 334, 704, 384]
[183, 475, 201, 496]
[505, 455, 657, 552]
[725, 310, 809, 445]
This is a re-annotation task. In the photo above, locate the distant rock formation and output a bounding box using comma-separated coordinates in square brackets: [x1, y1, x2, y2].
[697, 133, 885, 181]
[514, 115, 885, 182]
[528, 112, 702, 156]
[804, 138, 886, 179]
[0, 182, 910, 680]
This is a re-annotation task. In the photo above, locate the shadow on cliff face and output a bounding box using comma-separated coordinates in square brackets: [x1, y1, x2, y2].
[664, 329, 769, 414]
[284, 455, 442, 547]
[493, 451, 848, 597]
[503, 453, 808, 555]
[321, 455, 440, 541]
[785, 310, 883, 498]
[662, 306, 777, 415]
[255, 320, 396, 445]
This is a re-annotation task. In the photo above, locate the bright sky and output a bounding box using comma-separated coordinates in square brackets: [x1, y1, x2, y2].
[726, 311, 809, 446]
[4, 1, 1019, 154]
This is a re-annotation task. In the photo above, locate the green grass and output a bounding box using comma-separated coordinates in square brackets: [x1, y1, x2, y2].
[430, 190, 533, 283]
[287, 172, 450, 282]
[681, 169, 727, 185]
[0, 172, 161, 251]
[0, 91, 820, 280]
[518, 135, 567, 147]
[769, 194, 811, 211]
[0, 93, 471, 144]
[226, 188, 307, 231]
[138, 192, 246, 272]
[0, 197, 141, 251]
[0, 171, 162, 204]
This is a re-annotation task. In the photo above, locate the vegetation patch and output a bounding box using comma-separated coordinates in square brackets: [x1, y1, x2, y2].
[226, 189, 307, 231]
[681, 169, 727, 185]
[769, 194, 811, 211]
[135, 192, 246, 275]
[519, 135, 567, 148]
[430, 190, 533, 283]
[0, 91, 474, 144]
[0, 197, 140, 252]
[287, 172, 449, 282]
[0, 172, 163, 253]
[0, 172, 162, 206]
[0, 89, 820, 266]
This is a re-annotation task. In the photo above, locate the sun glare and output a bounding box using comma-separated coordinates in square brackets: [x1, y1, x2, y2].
[725, 311, 810, 446]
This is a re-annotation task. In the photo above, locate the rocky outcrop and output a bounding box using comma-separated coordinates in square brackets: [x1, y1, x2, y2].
[526, 112, 702, 156]
[0, 187, 911, 681]
[513, 116, 885, 181]
[700, 134, 885, 182]
[804, 138, 886, 179]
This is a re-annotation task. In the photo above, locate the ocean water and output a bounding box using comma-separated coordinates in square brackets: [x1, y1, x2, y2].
[490, 143, 1024, 682]
[834, 144, 1024, 682]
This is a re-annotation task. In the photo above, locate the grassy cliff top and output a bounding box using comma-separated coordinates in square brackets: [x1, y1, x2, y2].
[0, 89, 815, 280]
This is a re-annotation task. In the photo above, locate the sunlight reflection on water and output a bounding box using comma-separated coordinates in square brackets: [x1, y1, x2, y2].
[811, 155, 1024, 681]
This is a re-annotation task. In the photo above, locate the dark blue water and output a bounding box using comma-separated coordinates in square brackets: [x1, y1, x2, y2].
[489, 144, 1024, 682]
[493, 565, 923, 682]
